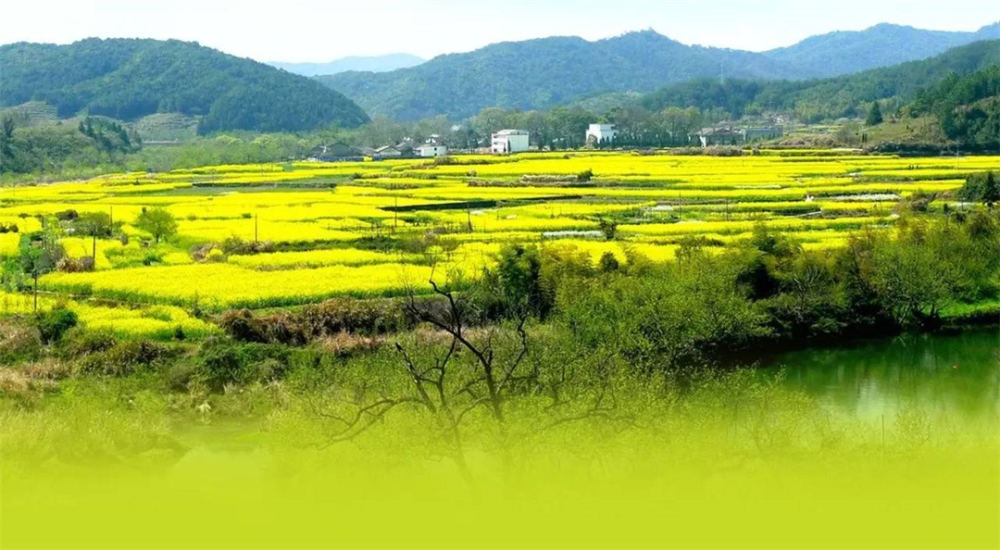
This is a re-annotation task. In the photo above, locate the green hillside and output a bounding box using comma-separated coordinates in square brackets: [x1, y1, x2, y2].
[0, 38, 370, 133]
[318, 31, 804, 121]
[318, 25, 1000, 121]
[764, 22, 1000, 77]
[637, 40, 1000, 123]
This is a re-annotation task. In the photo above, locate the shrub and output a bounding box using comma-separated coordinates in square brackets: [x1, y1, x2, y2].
[577, 169, 594, 182]
[78, 340, 169, 377]
[36, 307, 78, 345]
[134, 207, 178, 243]
[196, 338, 291, 391]
[63, 327, 118, 357]
[599, 252, 620, 273]
[55, 209, 79, 222]
[56, 256, 95, 273]
[0, 322, 42, 364]
[218, 298, 407, 346]
[958, 171, 1000, 207]
[221, 237, 277, 256]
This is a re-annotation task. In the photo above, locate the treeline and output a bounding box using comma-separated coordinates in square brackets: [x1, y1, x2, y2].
[0, 114, 321, 179]
[212, 209, 1000, 382]
[0, 39, 370, 133]
[636, 40, 1000, 124]
[910, 66, 1000, 150]
[352, 105, 709, 151]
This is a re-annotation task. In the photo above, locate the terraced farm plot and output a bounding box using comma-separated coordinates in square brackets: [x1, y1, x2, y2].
[2, 150, 998, 335]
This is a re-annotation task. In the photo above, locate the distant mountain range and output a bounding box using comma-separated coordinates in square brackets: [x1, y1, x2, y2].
[764, 22, 1000, 76]
[269, 53, 425, 77]
[318, 23, 1000, 121]
[0, 38, 370, 133]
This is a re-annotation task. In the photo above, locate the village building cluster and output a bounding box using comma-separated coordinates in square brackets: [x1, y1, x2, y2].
[307, 119, 785, 162]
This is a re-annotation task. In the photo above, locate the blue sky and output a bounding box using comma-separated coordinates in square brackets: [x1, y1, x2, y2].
[2, 0, 997, 61]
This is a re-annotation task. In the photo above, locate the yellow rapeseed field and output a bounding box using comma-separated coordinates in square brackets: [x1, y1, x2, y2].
[0, 150, 994, 319]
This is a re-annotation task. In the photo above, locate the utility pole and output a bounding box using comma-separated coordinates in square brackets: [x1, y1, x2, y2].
[254, 213, 259, 243]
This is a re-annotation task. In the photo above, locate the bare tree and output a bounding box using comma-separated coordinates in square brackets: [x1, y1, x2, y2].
[313, 273, 642, 488]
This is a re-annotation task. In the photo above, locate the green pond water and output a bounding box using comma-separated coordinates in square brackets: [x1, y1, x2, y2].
[765, 327, 1000, 419]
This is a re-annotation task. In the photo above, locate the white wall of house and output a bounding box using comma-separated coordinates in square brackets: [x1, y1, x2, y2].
[491, 130, 530, 154]
[586, 124, 617, 144]
[418, 145, 448, 158]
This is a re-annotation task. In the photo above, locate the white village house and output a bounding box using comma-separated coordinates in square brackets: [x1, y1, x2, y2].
[417, 143, 449, 157]
[491, 129, 530, 154]
[586, 124, 617, 145]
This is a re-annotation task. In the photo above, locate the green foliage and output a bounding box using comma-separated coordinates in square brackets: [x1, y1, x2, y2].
[958, 171, 1000, 207]
[598, 251, 620, 273]
[319, 24, 1000, 121]
[640, 41, 1000, 124]
[476, 245, 548, 321]
[73, 211, 117, 238]
[320, 30, 806, 121]
[196, 338, 291, 391]
[17, 225, 65, 300]
[78, 117, 141, 159]
[77, 340, 169, 377]
[910, 65, 1000, 150]
[219, 298, 405, 346]
[764, 23, 996, 77]
[834, 214, 1000, 327]
[598, 217, 618, 240]
[866, 102, 884, 126]
[134, 208, 178, 243]
[0, 115, 15, 173]
[560, 249, 771, 370]
[35, 307, 78, 345]
[0, 38, 369, 133]
[63, 327, 118, 357]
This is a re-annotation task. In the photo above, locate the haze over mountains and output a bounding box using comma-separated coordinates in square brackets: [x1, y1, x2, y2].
[269, 54, 425, 77]
[319, 22, 1000, 120]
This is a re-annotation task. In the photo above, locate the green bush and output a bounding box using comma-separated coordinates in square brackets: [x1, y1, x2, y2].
[0, 322, 42, 365]
[218, 298, 407, 346]
[36, 307, 78, 344]
[63, 327, 118, 357]
[196, 338, 291, 391]
[78, 340, 169, 377]
[598, 252, 620, 273]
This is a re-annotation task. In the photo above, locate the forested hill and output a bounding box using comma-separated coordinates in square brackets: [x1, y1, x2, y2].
[318, 31, 803, 121]
[637, 39, 1000, 122]
[909, 65, 1000, 150]
[0, 38, 370, 133]
[763, 22, 1000, 78]
[318, 24, 1000, 121]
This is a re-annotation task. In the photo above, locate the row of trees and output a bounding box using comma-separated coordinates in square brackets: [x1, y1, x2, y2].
[347, 104, 714, 151]
[910, 66, 1000, 150]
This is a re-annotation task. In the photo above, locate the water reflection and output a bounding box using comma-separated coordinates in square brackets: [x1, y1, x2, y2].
[766, 329, 1000, 419]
